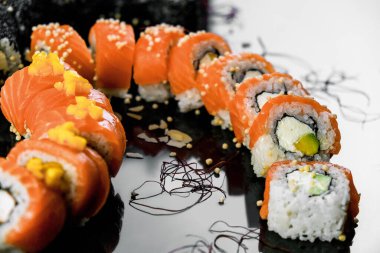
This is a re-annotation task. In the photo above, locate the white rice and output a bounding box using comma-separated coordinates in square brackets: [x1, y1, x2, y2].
[175, 88, 203, 113]
[250, 102, 336, 177]
[138, 83, 170, 103]
[267, 163, 350, 242]
[215, 110, 231, 129]
[0, 168, 29, 253]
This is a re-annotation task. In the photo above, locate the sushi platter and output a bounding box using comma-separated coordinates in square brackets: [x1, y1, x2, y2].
[1, 0, 380, 252]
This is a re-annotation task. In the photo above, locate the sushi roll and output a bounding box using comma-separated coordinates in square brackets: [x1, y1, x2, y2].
[31, 97, 126, 177]
[168, 31, 231, 112]
[133, 24, 184, 102]
[30, 23, 95, 81]
[0, 52, 64, 137]
[0, 159, 66, 252]
[89, 18, 135, 98]
[0, 7, 23, 87]
[248, 95, 341, 177]
[7, 139, 110, 219]
[260, 161, 360, 242]
[196, 53, 275, 128]
[230, 73, 308, 144]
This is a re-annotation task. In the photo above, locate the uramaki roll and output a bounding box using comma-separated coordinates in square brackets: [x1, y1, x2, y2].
[260, 161, 360, 242]
[248, 95, 341, 177]
[168, 31, 231, 112]
[196, 52, 275, 128]
[134, 24, 184, 103]
[0, 159, 66, 252]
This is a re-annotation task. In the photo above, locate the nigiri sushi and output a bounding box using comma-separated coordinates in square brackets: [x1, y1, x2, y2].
[0, 159, 66, 252]
[230, 73, 308, 144]
[248, 95, 341, 177]
[30, 23, 95, 81]
[133, 24, 184, 102]
[196, 52, 275, 128]
[89, 18, 135, 97]
[168, 31, 231, 112]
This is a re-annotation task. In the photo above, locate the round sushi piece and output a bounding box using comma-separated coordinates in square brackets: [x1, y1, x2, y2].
[0, 159, 66, 252]
[0, 7, 23, 87]
[89, 18, 135, 98]
[248, 95, 341, 177]
[7, 139, 110, 220]
[133, 24, 185, 103]
[230, 73, 308, 144]
[260, 161, 360, 242]
[196, 53, 275, 129]
[0, 52, 64, 137]
[30, 97, 126, 177]
[168, 31, 231, 112]
[30, 23, 95, 81]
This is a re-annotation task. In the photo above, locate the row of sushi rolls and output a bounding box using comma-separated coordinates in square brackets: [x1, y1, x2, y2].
[0, 18, 360, 252]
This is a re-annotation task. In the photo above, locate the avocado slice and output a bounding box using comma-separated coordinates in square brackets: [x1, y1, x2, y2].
[309, 174, 331, 196]
[294, 133, 320, 156]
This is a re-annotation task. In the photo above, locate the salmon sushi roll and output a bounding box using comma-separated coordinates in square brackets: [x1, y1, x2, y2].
[7, 139, 109, 219]
[248, 95, 341, 177]
[0, 159, 66, 252]
[30, 97, 126, 177]
[196, 53, 275, 128]
[168, 31, 231, 112]
[23, 70, 113, 132]
[89, 18, 135, 97]
[0, 52, 64, 137]
[230, 73, 308, 144]
[30, 23, 95, 81]
[260, 161, 360, 242]
[133, 24, 185, 102]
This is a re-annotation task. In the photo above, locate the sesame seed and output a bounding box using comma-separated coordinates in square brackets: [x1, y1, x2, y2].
[205, 158, 213, 165]
[152, 103, 159, 109]
[338, 234, 346, 241]
[219, 196, 225, 204]
[256, 200, 263, 207]
[169, 152, 176, 157]
[232, 137, 237, 143]
[135, 96, 142, 102]
[167, 116, 173, 122]
[195, 109, 200, 115]
[222, 143, 228, 150]
[214, 167, 221, 174]
[186, 143, 192, 149]
[235, 143, 242, 148]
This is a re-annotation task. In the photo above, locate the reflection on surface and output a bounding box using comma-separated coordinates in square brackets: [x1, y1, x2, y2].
[42, 185, 124, 253]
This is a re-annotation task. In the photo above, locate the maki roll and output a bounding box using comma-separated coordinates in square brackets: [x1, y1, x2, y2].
[196, 53, 275, 128]
[133, 24, 184, 102]
[30, 23, 95, 81]
[89, 18, 135, 97]
[168, 31, 231, 112]
[0, 6, 23, 86]
[7, 139, 110, 219]
[248, 95, 341, 177]
[230, 73, 308, 144]
[0, 159, 66, 252]
[260, 161, 360, 242]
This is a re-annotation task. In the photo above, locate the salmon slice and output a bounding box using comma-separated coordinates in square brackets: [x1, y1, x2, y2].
[24, 88, 113, 132]
[229, 73, 308, 143]
[168, 31, 231, 95]
[0, 160, 66, 252]
[260, 161, 360, 220]
[134, 24, 184, 86]
[30, 23, 95, 81]
[89, 19, 135, 97]
[0, 66, 63, 136]
[197, 53, 275, 117]
[7, 139, 101, 219]
[31, 105, 126, 177]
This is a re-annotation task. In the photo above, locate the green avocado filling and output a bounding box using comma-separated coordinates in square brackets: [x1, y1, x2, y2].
[309, 174, 331, 196]
[294, 133, 320, 156]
